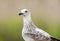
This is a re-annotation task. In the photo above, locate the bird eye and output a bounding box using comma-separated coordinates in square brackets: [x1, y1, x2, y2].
[25, 11, 27, 13]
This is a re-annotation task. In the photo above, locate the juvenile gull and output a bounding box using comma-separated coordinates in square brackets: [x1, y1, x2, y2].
[19, 9, 60, 41]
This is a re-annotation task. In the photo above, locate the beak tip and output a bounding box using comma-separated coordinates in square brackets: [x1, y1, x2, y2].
[19, 13, 23, 15]
[19, 13, 20, 15]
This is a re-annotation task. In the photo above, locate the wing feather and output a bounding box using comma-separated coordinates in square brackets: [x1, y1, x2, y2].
[25, 30, 51, 41]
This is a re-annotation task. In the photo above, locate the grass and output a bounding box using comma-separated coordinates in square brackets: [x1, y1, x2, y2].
[0, 17, 60, 41]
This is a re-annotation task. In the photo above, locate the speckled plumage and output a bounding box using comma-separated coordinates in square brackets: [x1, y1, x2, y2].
[19, 9, 60, 41]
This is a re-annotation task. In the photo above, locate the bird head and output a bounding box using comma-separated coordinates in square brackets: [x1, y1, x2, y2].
[19, 9, 30, 17]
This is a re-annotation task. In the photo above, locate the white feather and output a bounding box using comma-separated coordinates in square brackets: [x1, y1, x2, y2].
[19, 9, 51, 41]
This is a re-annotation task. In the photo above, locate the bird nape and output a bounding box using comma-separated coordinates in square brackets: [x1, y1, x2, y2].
[19, 9, 60, 41]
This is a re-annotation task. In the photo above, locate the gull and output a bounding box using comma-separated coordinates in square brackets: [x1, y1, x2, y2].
[19, 9, 60, 41]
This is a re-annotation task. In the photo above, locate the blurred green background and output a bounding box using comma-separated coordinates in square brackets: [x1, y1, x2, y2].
[0, 0, 60, 41]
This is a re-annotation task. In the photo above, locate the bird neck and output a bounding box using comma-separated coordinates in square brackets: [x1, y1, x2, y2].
[23, 14, 32, 26]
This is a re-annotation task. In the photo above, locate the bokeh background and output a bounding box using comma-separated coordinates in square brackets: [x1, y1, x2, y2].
[0, 0, 60, 41]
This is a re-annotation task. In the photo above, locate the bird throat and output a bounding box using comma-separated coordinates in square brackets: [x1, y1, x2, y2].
[23, 14, 32, 27]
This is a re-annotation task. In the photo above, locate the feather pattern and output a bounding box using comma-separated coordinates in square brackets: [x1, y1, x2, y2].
[19, 9, 60, 41]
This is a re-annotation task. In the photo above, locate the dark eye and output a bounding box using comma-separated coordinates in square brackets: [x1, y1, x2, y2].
[25, 11, 27, 13]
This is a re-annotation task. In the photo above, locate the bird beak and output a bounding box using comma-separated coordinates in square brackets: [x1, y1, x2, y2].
[19, 13, 23, 15]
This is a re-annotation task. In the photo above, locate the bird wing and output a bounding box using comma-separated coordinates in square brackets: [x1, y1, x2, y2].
[24, 22, 51, 41]
[50, 37, 60, 41]
[25, 28, 51, 41]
